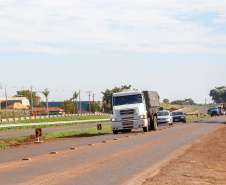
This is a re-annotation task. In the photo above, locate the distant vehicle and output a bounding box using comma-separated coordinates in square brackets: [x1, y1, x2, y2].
[209, 107, 220, 117]
[157, 110, 173, 126]
[110, 90, 160, 134]
[172, 111, 186, 123]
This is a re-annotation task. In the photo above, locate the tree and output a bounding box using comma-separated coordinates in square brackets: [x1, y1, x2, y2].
[163, 99, 169, 104]
[71, 92, 78, 114]
[171, 100, 183, 105]
[14, 90, 41, 106]
[171, 98, 194, 105]
[101, 85, 132, 113]
[184, 98, 194, 105]
[61, 100, 76, 113]
[209, 86, 226, 103]
[42, 88, 50, 116]
[87, 102, 101, 113]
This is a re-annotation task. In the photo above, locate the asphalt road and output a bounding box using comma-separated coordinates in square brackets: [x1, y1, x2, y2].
[183, 105, 209, 114]
[0, 115, 224, 185]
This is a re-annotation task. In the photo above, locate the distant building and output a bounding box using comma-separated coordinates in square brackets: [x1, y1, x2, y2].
[41, 101, 102, 110]
[5, 102, 29, 110]
[0, 97, 30, 109]
[28, 107, 65, 114]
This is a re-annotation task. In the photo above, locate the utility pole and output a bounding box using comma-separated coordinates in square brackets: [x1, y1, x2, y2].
[79, 89, 81, 115]
[31, 86, 33, 114]
[93, 94, 95, 102]
[5, 86, 7, 107]
[0, 83, 2, 110]
[87, 91, 92, 116]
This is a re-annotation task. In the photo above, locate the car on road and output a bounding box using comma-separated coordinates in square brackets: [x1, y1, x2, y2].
[157, 110, 173, 125]
[209, 107, 220, 116]
[172, 111, 186, 123]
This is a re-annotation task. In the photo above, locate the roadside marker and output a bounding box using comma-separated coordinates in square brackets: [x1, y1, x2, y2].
[97, 124, 102, 130]
[50, 151, 58, 154]
[88, 144, 94, 146]
[70, 147, 78, 150]
[35, 128, 42, 143]
[102, 141, 108, 143]
[23, 158, 31, 161]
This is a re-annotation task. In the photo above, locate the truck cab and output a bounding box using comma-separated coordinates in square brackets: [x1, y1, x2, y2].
[110, 90, 159, 134]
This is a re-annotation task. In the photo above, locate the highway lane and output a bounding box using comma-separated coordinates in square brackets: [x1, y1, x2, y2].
[0, 120, 189, 163]
[0, 116, 224, 185]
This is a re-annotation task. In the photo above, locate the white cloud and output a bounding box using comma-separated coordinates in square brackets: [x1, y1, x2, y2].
[0, 0, 226, 54]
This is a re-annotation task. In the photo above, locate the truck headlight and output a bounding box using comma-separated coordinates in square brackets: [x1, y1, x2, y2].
[139, 115, 146, 119]
[110, 118, 117, 122]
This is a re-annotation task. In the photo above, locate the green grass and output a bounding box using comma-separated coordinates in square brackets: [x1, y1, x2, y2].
[0, 115, 110, 125]
[186, 114, 210, 120]
[0, 126, 112, 149]
[0, 143, 10, 149]
[160, 103, 181, 110]
[42, 125, 112, 139]
[0, 136, 33, 149]
[186, 109, 198, 114]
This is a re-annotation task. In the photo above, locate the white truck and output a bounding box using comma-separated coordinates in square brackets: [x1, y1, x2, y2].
[110, 90, 160, 134]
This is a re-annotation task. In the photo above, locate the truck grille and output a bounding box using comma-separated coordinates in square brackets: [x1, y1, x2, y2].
[121, 117, 134, 120]
[120, 109, 135, 115]
[122, 120, 133, 125]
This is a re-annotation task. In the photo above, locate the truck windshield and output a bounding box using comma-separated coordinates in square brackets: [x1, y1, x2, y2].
[113, 94, 142, 106]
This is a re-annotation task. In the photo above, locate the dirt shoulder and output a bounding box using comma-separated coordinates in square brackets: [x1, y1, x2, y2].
[142, 124, 226, 185]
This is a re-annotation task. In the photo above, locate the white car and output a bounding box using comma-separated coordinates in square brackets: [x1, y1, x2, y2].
[157, 110, 173, 125]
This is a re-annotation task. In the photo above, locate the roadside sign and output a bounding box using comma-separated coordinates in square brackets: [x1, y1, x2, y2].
[97, 124, 102, 130]
[35, 128, 42, 137]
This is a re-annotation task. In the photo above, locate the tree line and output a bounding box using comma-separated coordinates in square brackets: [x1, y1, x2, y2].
[12, 85, 224, 114]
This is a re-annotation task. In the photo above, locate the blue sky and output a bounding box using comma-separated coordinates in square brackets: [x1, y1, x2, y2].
[0, 0, 226, 103]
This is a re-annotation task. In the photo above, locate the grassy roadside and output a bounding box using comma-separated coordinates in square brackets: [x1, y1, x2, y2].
[160, 103, 181, 110]
[0, 125, 112, 149]
[186, 114, 210, 120]
[186, 109, 198, 114]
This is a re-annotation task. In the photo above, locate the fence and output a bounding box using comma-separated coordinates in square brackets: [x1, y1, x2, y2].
[0, 118, 110, 130]
[0, 113, 110, 123]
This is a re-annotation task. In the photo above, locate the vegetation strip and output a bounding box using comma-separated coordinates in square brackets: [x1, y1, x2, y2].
[186, 114, 210, 120]
[0, 125, 112, 149]
[186, 109, 198, 114]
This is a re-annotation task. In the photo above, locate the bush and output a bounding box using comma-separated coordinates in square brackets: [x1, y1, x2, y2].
[0, 110, 30, 119]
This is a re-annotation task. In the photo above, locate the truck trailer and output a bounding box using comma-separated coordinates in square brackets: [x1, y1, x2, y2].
[110, 90, 159, 134]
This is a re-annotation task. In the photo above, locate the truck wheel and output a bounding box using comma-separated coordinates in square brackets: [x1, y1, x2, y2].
[113, 130, 118, 134]
[143, 127, 148, 132]
[150, 116, 157, 130]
